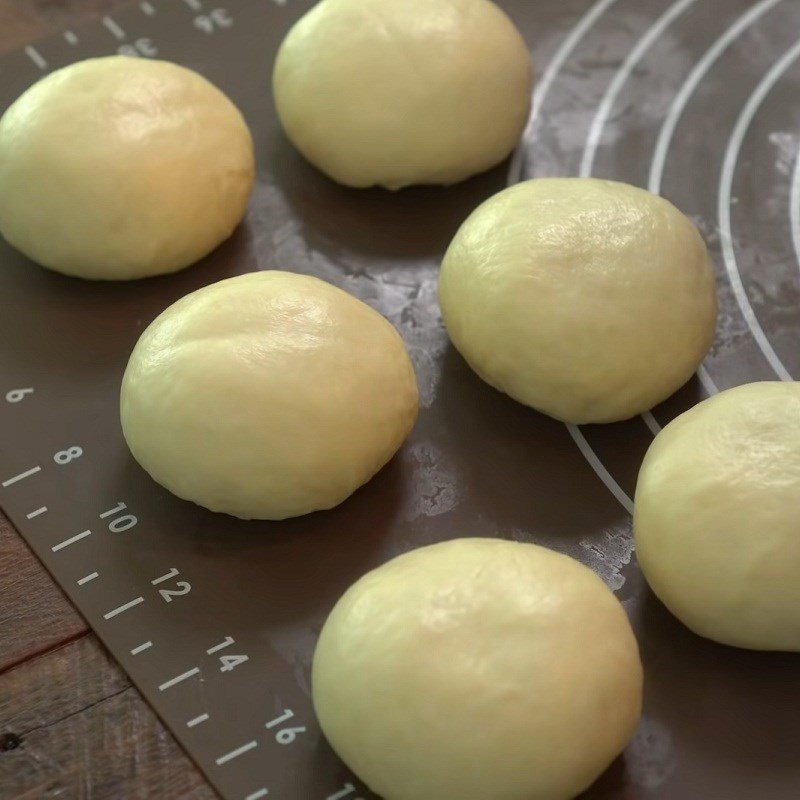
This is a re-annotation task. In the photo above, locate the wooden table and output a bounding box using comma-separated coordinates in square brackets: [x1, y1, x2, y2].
[0, 3, 216, 797]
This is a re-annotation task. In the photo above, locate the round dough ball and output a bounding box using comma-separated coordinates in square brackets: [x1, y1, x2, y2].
[0, 56, 254, 280]
[272, 0, 533, 190]
[439, 178, 717, 424]
[634, 382, 800, 651]
[313, 538, 643, 800]
[120, 271, 418, 519]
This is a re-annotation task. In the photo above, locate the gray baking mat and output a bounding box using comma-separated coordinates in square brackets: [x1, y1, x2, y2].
[1, 1, 799, 798]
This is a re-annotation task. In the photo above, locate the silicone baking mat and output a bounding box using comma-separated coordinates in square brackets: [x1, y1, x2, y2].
[1, 0, 799, 797]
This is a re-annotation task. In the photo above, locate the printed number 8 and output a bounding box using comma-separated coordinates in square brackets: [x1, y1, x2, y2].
[54, 446, 83, 465]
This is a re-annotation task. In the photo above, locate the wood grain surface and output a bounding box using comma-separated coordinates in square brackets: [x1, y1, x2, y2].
[0, 3, 215, 798]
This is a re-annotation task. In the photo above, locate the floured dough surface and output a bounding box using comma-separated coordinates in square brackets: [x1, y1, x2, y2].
[0, 56, 254, 280]
[313, 537, 643, 800]
[438, 178, 717, 423]
[635, 381, 800, 651]
[120, 271, 419, 519]
[273, 0, 533, 189]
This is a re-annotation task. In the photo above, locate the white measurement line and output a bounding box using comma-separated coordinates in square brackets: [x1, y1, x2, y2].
[102, 16, 127, 40]
[567, 424, 634, 514]
[641, 411, 662, 436]
[183, 0, 203, 10]
[131, 640, 153, 655]
[507, 0, 620, 185]
[246, 790, 269, 800]
[26, 506, 48, 519]
[77, 572, 99, 586]
[24, 45, 47, 71]
[51, 529, 91, 552]
[717, 37, 800, 383]
[63, 30, 79, 45]
[103, 596, 144, 619]
[3, 466, 41, 487]
[790, 140, 800, 275]
[159, 667, 200, 691]
[215, 740, 258, 766]
[649, 0, 784, 195]
[140, 1, 157, 15]
[580, 0, 699, 178]
[187, 713, 209, 728]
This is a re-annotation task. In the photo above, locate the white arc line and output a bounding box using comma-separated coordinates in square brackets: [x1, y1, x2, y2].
[2, 466, 41, 487]
[77, 572, 99, 585]
[52, 530, 91, 551]
[641, 412, 662, 436]
[131, 641, 153, 655]
[246, 790, 269, 800]
[187, 713, 209, 728]
[789, 140, 800, 274]
[646, 0, 783, 398]
[216, 740, 257, 766]
[63, 30, 79, 45]
[580, 0, 699, 178]
[102, 16, 126, 40]
[24, 45, 47, 70]
[717, 38, 800, 383]
[507, 0, 620, 185]
[649, 0, 784, 194]
[567, 425, 634, 514]
[26, 506, 47, 519]
[103, 596, 144, 619]
[159, 667, 200, 691]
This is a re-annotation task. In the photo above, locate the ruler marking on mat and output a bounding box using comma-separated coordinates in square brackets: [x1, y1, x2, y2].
[103, 596, 144, 619]
[130, 641, 153, 655]
[3, 465, 41, 487]
[51, 529, 91, 552]
[245, 790, 269, 800]
[26, 506, 47, 519]
[215, 740, 258, 766]
[140, 1, 157, 15]
[159, 667, 200, 691]
[24, 46, 47, 71]
[102, 16, 127, 40]
[187, 713, 209, 728]
[77, 571, 99, 585]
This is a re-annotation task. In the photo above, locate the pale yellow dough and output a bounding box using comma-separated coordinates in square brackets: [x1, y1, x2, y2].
[272, 0, 533, 189]
[0, 56, 254, 280]
[438, 178, 718, 424]
[312, 538, 643, 800]
[120, 271, 419, 520]
[635, 382, 800, 651]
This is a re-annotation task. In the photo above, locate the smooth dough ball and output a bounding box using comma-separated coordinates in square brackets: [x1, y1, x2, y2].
[313, 538, 643, 800]
[439, 178, 717, 424]
[272, 0, 533, 190]
[635, 382, 800, 651]
[120, 271, 418, 520]
[0, 56, 254, 280]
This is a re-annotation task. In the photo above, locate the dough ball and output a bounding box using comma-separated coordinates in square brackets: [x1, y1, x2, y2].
[439, 178, 717, 424]
[313, 538, 642, 800]
[272, 0, 533, 190]
[120, 271, 418, 519]
[0, 56, 254, 280]
[634, 382, 800, 651]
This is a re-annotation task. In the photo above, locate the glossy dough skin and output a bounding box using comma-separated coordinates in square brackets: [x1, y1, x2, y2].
[313, 538, 643, 800]
[120, 271, 419, 520]
[634, 382, 800, 651]
[272, 0, 533, 189]
[0, 56, 254, 280]
[439, 178, 717, 424]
